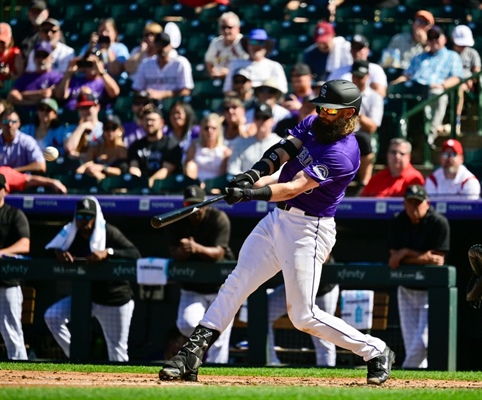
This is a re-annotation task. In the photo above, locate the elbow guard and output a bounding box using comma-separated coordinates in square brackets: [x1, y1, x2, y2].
[261, 139, 299, 171]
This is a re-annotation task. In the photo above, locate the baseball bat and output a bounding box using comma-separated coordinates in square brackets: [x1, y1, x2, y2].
[150, 194, 227, 228]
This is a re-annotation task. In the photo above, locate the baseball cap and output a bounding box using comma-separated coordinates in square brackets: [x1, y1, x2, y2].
[245, 28, 270, 41]
[76, 198, 97, 216]
[39, 98, 58, 113]
[30, 0, 47, 11]
[76, 92, 98, 108]
[427, 26, 445, 39]
[233, 68, 251, 81]
[441, 139, 463, 155]
[154, 32, 170, 47]
[183, 185, 206, 204]
[310, 79, 362, 115]
[351, 59, 369, 77]
[414, 10, 435, 26]
[314, 22, 335, 43]
[0, 173, 7, 190]
[254, 79, 284, 96]
[41, 18, 60, 28]
[405, 185, 428, 202]
[34, 41, 52, 56]
[254, 102, 273, 119]
[103, 114, 123, 130]
[0, 22, 12, 44]
[452, 25, 474, 47]
[291, 63, 312, 77]
[351, 34, 370, 48]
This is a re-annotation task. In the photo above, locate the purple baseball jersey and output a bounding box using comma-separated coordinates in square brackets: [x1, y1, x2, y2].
[280, 114, 360, 217]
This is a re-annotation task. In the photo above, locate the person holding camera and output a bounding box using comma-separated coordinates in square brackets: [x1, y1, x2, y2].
[53, 48, 120, 111]
[78, 18, 130, 78]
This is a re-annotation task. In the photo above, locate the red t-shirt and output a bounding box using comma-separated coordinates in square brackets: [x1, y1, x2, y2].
[0, 166, 28, 193]
[361, 164, 425, 197]
[0, 46, 21, 83]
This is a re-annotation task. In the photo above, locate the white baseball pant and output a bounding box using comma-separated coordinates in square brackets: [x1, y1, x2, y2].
[0, 286, 28, 360]
[44, 296, 134, 362]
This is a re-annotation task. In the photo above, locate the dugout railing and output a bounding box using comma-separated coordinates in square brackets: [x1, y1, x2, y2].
[0, 258, 457, 370]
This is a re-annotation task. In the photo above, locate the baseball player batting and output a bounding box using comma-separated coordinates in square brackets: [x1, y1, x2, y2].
[159, 80, 395, 385]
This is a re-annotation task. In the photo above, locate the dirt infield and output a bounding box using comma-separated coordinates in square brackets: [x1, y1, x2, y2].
[1, 370, 481, 388]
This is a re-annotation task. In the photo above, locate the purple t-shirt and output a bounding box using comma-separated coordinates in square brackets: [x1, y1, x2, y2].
[0, 130, 45, 168]
[281, 114, 360, 217]
[65, 76, 111, 110]
[122, 121, 146, 148]
[14, 71, 63, 92]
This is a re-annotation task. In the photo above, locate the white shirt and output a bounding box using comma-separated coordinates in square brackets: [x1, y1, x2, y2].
[204, 34, 248, 69]
[356, 86, 384, 131]
[132, 55, 194, 92]
[425, 164, 481, 200]
[227, 133, 280, 175]
[127, 48, 178, 82]
[223, 58, 288, 93]
[245, 104, 291, 127]
[192, 142, 229, 182]
[26, 42, 75, 73]
[328, 62, 388, 90]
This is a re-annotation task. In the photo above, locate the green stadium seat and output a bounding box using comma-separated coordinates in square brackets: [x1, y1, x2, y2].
[241, 4, 285, 22]
[54, 173, 100, 195]
[100, 174, 151, 194]
[46, 157, 82, 178]
[197, 4, 229, 23]
[153, 4, 197, 22]
[202, 174, 233, 195]
[335, 4, 376, 23]
[151, 174, 200, 195]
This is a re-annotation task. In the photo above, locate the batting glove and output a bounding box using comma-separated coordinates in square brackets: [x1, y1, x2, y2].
[226, 169, 260, 189]
[225, 187, 252, 204]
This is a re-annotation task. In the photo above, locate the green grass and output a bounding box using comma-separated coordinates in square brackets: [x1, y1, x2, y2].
[1, 363, 482, 400]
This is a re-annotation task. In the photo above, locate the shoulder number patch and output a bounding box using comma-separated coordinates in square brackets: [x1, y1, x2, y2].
[313, 164, 329, 180]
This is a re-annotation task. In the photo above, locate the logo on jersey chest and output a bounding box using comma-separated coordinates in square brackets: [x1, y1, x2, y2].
[297, 146, 313, 167]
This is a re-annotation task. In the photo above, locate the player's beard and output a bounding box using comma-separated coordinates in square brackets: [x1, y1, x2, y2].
[312, 115, 358, 144]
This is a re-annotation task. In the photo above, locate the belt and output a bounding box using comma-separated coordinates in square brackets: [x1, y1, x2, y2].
[277, 202, 319, 218]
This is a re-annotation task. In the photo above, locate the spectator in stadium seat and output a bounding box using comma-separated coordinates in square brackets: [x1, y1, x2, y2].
[381, 10, 434, 70]
[245, 79, 291, 129]
[13, 0, 50, 61]
[132, 32, 194, 106]
[164, 101, 200, 158]
[221, 97, 255, 146]
[224, 68, 255, 109]
[78, 18, 130, 78]
[0, 108, 46, 174]
[0, 22, 24, 85]
[328, 34, 388, 98]
[388, 184, 450, 369]
[360, 138, 424, 197]
[127, 106, 183, 188]
[227, 102, 281, 175]
[450, 25, 481, 135]
[281, 63, 315, 119]
[63, 92, 103, 158]
[25, 18, 74, 74]
[122, 91, 156, 149]
[223, 29, 287, 94]
[425, 139, 481, 199]
[204, 11, 248, 79]
[125, 22, 164, 82]
[21, 98, 71, 156]
[75, 115, 128, 182]
[350, 60, 384, 188]
[7, 41, 63, 113]
[0, 165, 67, 194]
[302, 21, 352, 82]
[184, 113, 231, 185]
[391, 26, 463, 147]
[53, 50, 120, 111]
[275, 94, 317, 138]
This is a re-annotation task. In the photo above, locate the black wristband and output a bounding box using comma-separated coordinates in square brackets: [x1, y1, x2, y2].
[249, 186, 272, 201]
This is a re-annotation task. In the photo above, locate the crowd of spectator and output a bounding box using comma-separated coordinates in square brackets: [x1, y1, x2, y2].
[0, 0, 481, 199]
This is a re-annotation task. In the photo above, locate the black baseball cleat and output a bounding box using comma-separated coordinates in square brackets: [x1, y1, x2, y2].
[159, 353, 198, 382]
[366, 346, 395, 385]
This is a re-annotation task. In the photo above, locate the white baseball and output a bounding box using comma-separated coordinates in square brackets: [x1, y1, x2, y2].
[43, 146, 59, 162]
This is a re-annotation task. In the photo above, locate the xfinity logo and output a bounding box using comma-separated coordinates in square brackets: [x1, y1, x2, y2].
[169, 266, 195, 278]
[1, 264, 29, 276]
[113, 266, 136, 277]
[337, 269, 366, 280]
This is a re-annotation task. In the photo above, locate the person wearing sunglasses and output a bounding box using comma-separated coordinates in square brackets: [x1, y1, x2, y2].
[0, 108, 46, 174]
[391, 25, 463, 147]
[125, 22, 164, 82]
[160, 79, 395, 385]
[205, 12, 248, 79]
[25, 18, 74, 74]
[425, 139, 480, 200]
[381, 9, 434, 70]
[361, 138, 424, 197]
[44, 196, 141, 362]
[7, 41, 63, 114]
[222, 29, 287, 94]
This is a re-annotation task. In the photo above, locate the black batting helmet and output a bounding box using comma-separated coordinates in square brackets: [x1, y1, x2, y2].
[310, 79, 362, 115]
